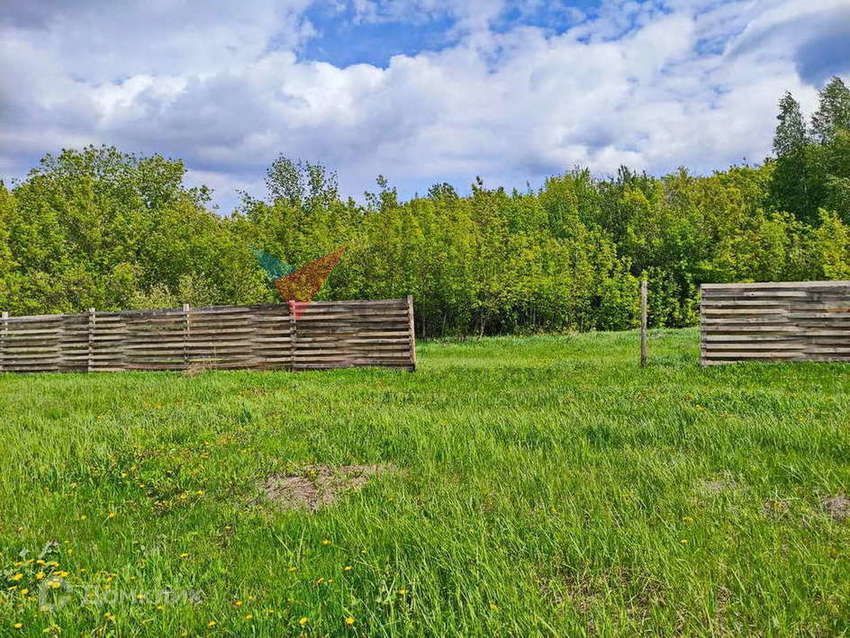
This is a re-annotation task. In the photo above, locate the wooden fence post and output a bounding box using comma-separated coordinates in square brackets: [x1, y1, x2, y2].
[183, 303, 191, 368]
[289, 302, 297, 371]
[87, 308, 96, 373]
[0, 311, 7, 373]
[640, 279, 648, 368]
[407, 295, 416, 372]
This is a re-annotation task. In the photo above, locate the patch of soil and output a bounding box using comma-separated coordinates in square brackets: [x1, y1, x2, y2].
[262, 464, 394, 511]
[822, 495, 850, 521]
[699, 475, 737, 494]
[762, 498, 791, 519]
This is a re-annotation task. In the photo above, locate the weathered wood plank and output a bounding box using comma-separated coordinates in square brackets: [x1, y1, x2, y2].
[700, 281, 850, 366]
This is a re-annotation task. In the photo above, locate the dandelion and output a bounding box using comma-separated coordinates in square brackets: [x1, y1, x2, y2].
[107, 512, 117, 519]
[345, 616, 356, 626]
[398, 588, 408, 596]
[243, 614, 254, 621]
[9, 573, 23, 582]
[343, 565, 352, 572]
[13, 623, 23, 630]
[321, 539, 331, 546]
[680, 539, 688, 545]
[196, 490, 205, 496]
[46, 561, 59, 568]
[179, 553, 190, 559]
[233, 600, 243, 608]
[207, 620, 217, 628]
[19, 589, 29, 596]
[35, 572, 45, 581]
[299, 617, 309, 626]
[36, 560, 46, 566]
[47, 580, 62, 590]
[682, 516, 694, 523]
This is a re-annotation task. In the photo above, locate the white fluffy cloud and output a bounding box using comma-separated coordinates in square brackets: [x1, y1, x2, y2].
[1, 0, 848, 210]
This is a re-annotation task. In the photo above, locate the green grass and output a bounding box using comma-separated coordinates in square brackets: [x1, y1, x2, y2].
[1, 328, 848, 636]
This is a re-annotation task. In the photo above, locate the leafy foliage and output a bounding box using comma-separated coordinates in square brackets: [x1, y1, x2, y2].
[252, 249, 295, 283]
[0, 77, 848, 335]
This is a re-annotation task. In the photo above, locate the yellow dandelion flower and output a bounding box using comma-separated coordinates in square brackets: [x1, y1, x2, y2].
[35, 572, 45, 581]
[13, 623, 23, 630]
[398, 588, 408, 596]
[47, 580, 62, 589]
[57, 571, 69, 578]
[321, 539, 331, 546]
[299, 617, 309, 626]
[233, 600, 243, 608]
[196, 490, 205, 496]
[243, 614, 254, 621]
[36, 560, 46, 566]
[19, 589, 29, 596]
[10, 573, 23, 582]
[179, 553, 190, 559]
[80, 515, 87, 521]
[680, 539, 688, 545]
[345, 616, 356, 626]
[107, 512, 116, 519]
[207, 620, 217, 628]
[343, 565, 352, 572]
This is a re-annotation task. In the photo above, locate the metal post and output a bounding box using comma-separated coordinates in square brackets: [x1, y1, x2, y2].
[640, 279, 648, 368]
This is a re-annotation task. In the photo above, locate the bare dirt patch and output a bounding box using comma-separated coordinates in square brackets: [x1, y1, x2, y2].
[762, 498, 791, 519]
[822, 495, 850, 521]
[262, 464, 394, 511]
[698, 474, 737, 494]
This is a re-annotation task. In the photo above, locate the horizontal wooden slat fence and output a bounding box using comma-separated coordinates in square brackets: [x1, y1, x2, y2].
[0, 298, 416, 373]
[700, 281, 850, 365]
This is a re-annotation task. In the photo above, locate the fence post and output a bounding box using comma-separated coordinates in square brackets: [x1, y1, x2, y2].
[640, 279, 648, 368]
[406, 295, 416, 372]
[289, 302, 297, 371]
[87, 307, 96, 373]
[183, 303, 191, 368]
[0, 311, 7, 373]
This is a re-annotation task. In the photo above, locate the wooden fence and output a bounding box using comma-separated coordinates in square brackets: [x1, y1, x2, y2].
[700, 281, 850, 365]
[0, 298, 416, 373]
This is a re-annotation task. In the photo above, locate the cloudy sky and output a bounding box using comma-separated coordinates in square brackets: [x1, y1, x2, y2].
[2, 0, 849, 211]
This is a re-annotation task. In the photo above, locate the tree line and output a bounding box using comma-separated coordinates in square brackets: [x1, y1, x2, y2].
[1, 77, 848, 336]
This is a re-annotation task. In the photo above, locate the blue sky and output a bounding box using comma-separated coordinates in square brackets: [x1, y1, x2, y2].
[1, 0, 849, 212]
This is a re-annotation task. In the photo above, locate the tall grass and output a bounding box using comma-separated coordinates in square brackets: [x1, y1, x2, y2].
[0, 329, 848, 636]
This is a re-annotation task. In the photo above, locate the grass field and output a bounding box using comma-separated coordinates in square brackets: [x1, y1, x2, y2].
[1, 328, 848, 636]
